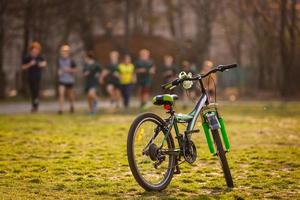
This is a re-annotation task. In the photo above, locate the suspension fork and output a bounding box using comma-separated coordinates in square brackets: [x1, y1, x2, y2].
[201, 110, 231, 154]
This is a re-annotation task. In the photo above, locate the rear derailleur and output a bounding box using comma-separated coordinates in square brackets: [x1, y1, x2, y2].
[144, 143, 166, 169]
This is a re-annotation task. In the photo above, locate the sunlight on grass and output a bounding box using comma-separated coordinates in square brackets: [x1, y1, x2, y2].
[0, 102, 299, 199]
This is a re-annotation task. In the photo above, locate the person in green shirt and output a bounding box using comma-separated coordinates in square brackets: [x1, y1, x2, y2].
[101, 51, 121, 108]
[162, 54, 178, 84]
[83, 51, 101, 114]
[134, 49, 155, 109]
[118, 54, 135, 108]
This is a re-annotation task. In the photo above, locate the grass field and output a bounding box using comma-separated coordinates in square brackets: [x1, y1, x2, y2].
[0, 102, 299, 199]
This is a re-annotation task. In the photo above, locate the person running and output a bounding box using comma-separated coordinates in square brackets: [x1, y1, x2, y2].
[118, 54, 135, 108]
[57, 45, 77, 114]
[83, 51, 102, 114]
[162, 54, 178, 83]
[21, 41, 47, 113]
[101, 51, 121, 108]
[182, 60, 197, 75]
[201, 60, 217, 101]
[134, 49, 155, 109]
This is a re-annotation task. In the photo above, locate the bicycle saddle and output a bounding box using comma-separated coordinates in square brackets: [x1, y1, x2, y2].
[152, 94, 178, 106]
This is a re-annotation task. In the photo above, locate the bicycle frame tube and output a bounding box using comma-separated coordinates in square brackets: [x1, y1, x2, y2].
[161, 77, 208, 148]
[187, 93, 207, 131]
[160, 115, 175, 147]
[159, 94, 207, 153]
[161, 113, 183, 148]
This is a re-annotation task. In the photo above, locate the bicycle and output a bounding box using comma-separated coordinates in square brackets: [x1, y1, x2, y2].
[127, 64, 237, 191]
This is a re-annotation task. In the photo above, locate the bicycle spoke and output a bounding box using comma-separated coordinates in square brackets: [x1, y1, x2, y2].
[133, 120, 171, 185]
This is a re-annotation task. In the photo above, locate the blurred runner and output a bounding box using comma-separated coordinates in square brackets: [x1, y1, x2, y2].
[135, 49, 155, 109]
[162, 54, 178, 84]
[201, 60, 217, 101]
[182, 60, 197, 75]
[21, 41, 47, 113]
[101, 51, 121, 108]
[83, 51, 102, 114]
[118, 54, 135, 108]
[57, 45, 77, 114]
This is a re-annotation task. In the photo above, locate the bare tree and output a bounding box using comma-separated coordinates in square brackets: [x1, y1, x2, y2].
[124, 0, 130, 53]
[163, 0, 186, 59]
[279, 0, 298, 96]
[219, 1, 245, 66]
[0, 0, 9, 98]
[146, 0, 154, 35]
[241, 0, 300, 96]
[189, 0, 219, 63]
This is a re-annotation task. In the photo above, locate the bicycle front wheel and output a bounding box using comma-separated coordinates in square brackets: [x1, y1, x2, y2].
[127, 113, 175, 191]
[211, 129, 234, 188]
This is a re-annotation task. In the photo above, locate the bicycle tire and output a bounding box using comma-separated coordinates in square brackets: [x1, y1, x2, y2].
[211, 129, 234, 188]
[127, 112, 176, 191]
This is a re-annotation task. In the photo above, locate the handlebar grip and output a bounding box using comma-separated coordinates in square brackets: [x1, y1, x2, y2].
[161, 78, 181, 90]
[219, 64, 238, 72]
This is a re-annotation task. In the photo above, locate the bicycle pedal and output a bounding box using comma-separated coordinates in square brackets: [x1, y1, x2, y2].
[174, 166, 181, 174]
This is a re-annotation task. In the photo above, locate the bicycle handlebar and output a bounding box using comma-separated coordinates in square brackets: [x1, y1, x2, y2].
[161, 78, 182, 90]
[161, 63, 237, 90]
[217, 63, 237, 72]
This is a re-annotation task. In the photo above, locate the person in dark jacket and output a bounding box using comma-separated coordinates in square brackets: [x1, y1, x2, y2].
[162, 54, 178, 83]
[21, 41, 47, 113]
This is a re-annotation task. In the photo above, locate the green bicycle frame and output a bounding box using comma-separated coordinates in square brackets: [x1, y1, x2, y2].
[160, 114, 182, 147]
[160, 93, 231, 156]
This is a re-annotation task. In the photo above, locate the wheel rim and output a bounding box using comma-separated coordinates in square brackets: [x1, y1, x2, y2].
[132, 118, 173, 186]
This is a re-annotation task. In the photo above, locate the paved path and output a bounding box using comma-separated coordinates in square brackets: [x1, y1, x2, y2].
[0, 100, 140, 115]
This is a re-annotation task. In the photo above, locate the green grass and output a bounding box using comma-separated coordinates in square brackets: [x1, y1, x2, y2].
[0, 102, 299, 199]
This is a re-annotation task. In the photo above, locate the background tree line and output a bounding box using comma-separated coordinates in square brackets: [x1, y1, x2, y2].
[0, 0, 299, 99]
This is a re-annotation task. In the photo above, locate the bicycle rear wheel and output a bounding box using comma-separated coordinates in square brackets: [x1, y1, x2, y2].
[211, 129, 234, 188]
[127, 112, 175, 191]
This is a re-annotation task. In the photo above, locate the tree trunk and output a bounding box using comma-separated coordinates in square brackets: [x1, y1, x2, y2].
[192, 0, 216, 63]
[132, 0, 140, 34]
[288, 0, 297, 93]
[19, 0, 33, 97]
[0, 0, 8, 99]
[177, 0, 185, 58]
[147, 0, 153, 35]
[279, 0, 291, 96]
[124, 0, 130, 53]
[164, 0, 176, 37]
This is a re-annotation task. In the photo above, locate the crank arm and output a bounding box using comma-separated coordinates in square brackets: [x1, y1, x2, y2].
[153, 154, 166, 169]
[160, 149, 181, 156]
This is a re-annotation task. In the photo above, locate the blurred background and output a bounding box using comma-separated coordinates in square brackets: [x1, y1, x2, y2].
[0, 0, 300, 101]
